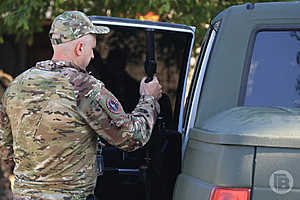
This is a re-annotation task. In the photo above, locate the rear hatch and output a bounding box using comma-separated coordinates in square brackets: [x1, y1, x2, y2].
[187, 107, 300, 200]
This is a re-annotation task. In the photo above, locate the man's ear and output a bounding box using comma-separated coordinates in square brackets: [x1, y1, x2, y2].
[75, 42, 84, 56]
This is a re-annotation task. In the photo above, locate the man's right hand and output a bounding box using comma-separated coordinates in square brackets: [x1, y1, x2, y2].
[140, 76, 162, 100]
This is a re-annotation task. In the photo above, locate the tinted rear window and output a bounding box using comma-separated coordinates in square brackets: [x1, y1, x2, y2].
[244, 31, 300, 107]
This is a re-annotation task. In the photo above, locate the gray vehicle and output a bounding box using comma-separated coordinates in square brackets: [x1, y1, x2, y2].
[88, 1, 300, 200]
[175, 1, 300, 200]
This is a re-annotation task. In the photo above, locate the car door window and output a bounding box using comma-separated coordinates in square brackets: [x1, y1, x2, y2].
[88, 26, 192, 128]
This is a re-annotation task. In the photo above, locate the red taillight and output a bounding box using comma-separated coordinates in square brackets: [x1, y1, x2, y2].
[209, 187, 250, 200]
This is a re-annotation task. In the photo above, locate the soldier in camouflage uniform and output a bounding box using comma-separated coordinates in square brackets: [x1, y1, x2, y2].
[0, 11, 162, 200]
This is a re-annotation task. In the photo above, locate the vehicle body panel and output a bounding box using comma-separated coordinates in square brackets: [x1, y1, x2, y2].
[252, 147, 300, 199]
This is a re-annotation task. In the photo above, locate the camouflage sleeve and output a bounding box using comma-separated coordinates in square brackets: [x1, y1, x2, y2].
[0, 96, 13, 161]
[70, 72, 159, 152]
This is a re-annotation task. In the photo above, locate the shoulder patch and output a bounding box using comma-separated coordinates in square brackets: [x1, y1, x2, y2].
[106, 97, 121, 114]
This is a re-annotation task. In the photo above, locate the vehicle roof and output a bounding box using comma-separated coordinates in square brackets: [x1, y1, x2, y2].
[212, 1, 300, 26]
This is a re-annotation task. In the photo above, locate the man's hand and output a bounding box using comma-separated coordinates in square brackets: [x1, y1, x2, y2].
[140, 76, 162, 100]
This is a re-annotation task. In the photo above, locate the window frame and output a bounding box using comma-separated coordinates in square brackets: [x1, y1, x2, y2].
[181, 23, 220, 159]
[92, 23, 194, 130]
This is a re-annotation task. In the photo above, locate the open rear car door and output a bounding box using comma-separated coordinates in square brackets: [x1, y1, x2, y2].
[88, 16, 195, 200]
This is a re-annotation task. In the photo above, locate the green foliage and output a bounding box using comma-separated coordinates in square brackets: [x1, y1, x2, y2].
[0, 0, 50, 42]
[0, 0, 293, 47]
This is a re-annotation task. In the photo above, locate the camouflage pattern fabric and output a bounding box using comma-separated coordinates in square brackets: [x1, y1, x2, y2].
[49, 11, 110, 45]
[0, 60, 159, 199]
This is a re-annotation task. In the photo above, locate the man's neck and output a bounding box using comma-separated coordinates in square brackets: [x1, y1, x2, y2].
[52, 54, 71, 62]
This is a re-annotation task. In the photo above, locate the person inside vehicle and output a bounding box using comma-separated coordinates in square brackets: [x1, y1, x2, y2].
[0, 11, 162, 200]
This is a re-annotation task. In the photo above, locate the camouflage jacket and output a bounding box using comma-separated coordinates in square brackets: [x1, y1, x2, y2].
[0, 60, 159, 200]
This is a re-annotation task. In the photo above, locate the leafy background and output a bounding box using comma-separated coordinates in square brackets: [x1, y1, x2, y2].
[0, 0, 292, 47]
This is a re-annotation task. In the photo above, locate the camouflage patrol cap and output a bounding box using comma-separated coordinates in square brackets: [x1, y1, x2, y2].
[49, 11, 110, 45]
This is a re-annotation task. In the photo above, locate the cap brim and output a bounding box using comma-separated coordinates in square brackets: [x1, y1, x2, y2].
[91, 25, 110, 35]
